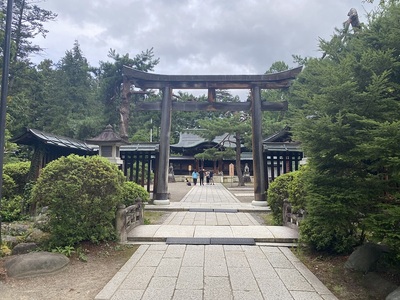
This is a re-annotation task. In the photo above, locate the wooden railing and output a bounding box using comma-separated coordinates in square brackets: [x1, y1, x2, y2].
[115, 199, 144, 243]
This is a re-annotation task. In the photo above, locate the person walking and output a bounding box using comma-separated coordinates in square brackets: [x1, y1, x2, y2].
[199, 169, 205, 185]
[209, 170, 215, 185]
[192, 170, 198, 185]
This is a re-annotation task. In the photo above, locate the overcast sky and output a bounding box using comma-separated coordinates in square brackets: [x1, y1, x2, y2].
[32, 0, 377, 97]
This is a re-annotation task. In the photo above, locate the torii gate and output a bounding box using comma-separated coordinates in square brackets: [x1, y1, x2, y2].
[122, 66, 302, 206]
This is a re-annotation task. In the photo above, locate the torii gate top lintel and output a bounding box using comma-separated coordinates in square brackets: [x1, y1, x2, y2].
[122, 65, 302, 90]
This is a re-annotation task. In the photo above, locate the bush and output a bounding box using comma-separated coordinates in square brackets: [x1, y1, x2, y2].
[287, 167, 308, 213]
[1, 195, 23, 222]
[3, 161, 30, 194]
[267, 173, 294, 225]
[121, 181, 149, 206]
[299, 174, 367, 254]
[0, 174, 24, 222]
[1, 173, 16, 199]
[30, 154, 125, 247]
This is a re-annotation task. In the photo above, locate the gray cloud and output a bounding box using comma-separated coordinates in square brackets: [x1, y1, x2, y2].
[34, 0, 376, 78]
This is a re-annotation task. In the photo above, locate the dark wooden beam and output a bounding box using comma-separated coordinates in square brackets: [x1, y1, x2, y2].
[135, 101, 288, 112]
[123, 66, 303, 90]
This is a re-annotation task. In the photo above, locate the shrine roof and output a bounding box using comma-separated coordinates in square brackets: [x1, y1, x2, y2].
[11, 128, 96, 152]
[86, 124, 128, 145]
[170, 131, 241, 149]
[263, 128, 302, 152]
[123, 66, 302, 90]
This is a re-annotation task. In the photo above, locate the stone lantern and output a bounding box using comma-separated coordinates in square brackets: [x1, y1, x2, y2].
[86, 124, 128, 166]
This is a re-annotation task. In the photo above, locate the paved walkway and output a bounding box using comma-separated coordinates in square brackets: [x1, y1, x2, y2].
[95, 184, 338, 300]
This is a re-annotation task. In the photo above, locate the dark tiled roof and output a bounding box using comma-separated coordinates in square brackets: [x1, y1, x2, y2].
[11, 128, 95, 152]
[86, 124, 127, 144]
[171, 131, 240, 149]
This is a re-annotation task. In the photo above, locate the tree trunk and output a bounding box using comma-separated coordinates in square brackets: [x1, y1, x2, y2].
[235, 132, 244, 186]
[120, 77, 131, 138]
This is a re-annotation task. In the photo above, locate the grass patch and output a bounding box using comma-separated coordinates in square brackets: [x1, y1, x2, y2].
[261, 213, 274, 225]
[143, 211, 167, 225]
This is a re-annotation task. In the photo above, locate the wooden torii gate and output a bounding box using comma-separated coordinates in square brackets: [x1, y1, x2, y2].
[122, 66, 302, 206]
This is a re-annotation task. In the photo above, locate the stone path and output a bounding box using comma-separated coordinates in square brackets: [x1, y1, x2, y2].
[95, 183, 338, 300]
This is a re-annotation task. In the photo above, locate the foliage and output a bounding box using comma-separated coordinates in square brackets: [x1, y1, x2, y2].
[267, 168, 307, 226]
[287, 166, 308, 213]
[267, 172, 293, 225]
[3, 0, 57, 63]
[290, 2, 400, 257]
[30, 155, 125, 247]
[2, 161, 32, 216]
[121, 181, 149, 206]
[3, 161, 30, 194]
[98, 48, 160, 130]
[1, 195, 23, 222]
[1, 173, 16, 199]
[1, 170, 26, 222]
[0, 244, 12, 257]
[52, 245, 76, 257]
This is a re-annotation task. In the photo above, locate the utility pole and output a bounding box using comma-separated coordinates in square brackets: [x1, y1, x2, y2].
[0, 0, 14, 245]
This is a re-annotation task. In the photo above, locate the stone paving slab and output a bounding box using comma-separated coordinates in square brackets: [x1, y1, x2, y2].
[145, 202, 270, 212]
[128, 224, 299, 243]
[96, 182, 338, 300]
[95, 245, 338, 300]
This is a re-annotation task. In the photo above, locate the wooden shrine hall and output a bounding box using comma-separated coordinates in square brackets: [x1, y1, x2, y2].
[122, 66, 302, 206]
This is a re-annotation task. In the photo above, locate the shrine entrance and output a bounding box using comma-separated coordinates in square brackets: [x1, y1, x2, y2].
[122, 66, 302, 206]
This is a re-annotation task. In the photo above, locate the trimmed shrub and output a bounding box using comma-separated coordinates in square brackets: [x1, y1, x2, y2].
[267, 173, 294, 225]
[121, 181, 150, 206]
[287, 167, 308, 213]
[3, 161, 30, 194]
[30, 154, 125, 246]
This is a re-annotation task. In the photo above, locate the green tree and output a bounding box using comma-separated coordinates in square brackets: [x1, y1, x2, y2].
[1, 0, 57, 89]
[290, 2, 400, 255]
[98, 48, 159, 138]
[19, 41, 104, 138]
[262, 61, 292, 137]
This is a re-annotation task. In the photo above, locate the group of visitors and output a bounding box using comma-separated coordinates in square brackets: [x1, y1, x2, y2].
[191, 169, 214, 186]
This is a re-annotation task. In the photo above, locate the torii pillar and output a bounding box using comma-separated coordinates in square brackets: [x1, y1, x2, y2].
[251, 86, 267, 206]
[153, 86, 172, 205]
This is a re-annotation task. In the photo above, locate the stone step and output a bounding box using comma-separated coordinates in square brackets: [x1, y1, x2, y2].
[166, 237, 256, 245]
[127, 235, 298, 244]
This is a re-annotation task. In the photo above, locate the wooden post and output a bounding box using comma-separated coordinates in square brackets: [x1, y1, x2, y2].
[251, 86, 267, 206]
[154, 86, 172, 205]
